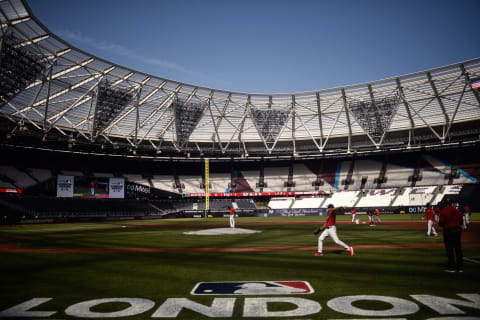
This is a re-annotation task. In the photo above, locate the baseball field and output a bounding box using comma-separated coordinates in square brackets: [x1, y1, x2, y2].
[1, 213, 479, 319]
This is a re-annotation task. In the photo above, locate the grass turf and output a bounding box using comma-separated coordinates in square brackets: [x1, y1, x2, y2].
[1, 215, 479, 319]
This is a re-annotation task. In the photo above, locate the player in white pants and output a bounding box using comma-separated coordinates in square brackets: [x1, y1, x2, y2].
[463, 205, 470, 230]
[424, 203, 438, 236]
[434, 206, 440, 224]
[229, 206, 235, 228]
[375, 208, 381, 224]
[351, 208, 356, 223]
[314, 204, 354, 256]
[367, 208, 374, 225]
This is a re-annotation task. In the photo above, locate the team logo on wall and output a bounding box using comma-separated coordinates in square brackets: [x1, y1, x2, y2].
[191, 281, 314, 295]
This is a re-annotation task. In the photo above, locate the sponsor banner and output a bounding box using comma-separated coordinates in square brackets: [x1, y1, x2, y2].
[191, 281, 314, 295]
[267, 208, 326, 216]
[407, 206, 426, 214]
[57, 175, 74, 198]
[0, 188, 22, 193]
[444, 184, 462, 194]
[364, 188, 396, 196]
[126, 183, 151, 195]
[20, 219, 54, 224]
[109, 178, 125, 199]
[188, 191, 324, 198]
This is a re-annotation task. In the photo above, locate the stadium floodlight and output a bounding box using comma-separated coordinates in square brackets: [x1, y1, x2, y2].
[92, 79, 135, 139]
[250, 107, 290, 149]
[348, 95, 400, 144]
[0, 32, 48, 107]
[172, 97, 205, 149]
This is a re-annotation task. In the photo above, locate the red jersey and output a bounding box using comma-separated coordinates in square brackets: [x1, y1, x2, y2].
[434, 207, 440, 216]
[424, 207, 434, 221]
[351, 209, 356, 215]
[230, 207, 235, 216]
[325, 209, 337, 227]
[439, 205, 463, 230]
[375, 209, 380, 216]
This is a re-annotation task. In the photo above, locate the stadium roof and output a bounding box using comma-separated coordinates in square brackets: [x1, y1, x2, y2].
[1, 0, 480, 159]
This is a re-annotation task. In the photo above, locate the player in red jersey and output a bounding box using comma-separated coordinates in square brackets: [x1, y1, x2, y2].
[434, 206, 440, 224]
[229, 205, 235, 228]
[314, 204, 353, 257]
[424, 203, 438, 237]
[375, 208, 381, 224]
[439, 198, 464, 272]
[350, 208, 357, 223]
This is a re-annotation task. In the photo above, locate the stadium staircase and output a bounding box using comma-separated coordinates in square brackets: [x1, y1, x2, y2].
[19, 167, 40, 185]
[428, 186, 444, 205]
[319, 196, 330, 208]
[0, 174, 20, 189]
[352, 190, 364, 208]
[147, 202, 169, 216]
[389, 188, 403, 207]
[258, 163, 265, 192]
[409, 158, 422, 187]
[286, 161, 294, 192]
[343, 160, 355, 191]
[375, 159, 388, 189]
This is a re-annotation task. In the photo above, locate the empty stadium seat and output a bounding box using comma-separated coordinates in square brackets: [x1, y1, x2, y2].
[291, 197, 323, 208]
[356, 188, 397, 207]
[152, 175, 177, 192]
[0, 166, 36, 189]
[292, 163, 317, 192]
[391, 186, 436, 206]
[322, 191, 359, 208]
[267, 197, 294, 209]
[263, 167, 289, 191]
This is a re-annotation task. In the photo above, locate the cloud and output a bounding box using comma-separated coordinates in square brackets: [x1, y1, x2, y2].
[56, 29, 192, 74]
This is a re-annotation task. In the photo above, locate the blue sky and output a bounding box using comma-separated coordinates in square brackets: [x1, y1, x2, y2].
[29, 0, 480, 94]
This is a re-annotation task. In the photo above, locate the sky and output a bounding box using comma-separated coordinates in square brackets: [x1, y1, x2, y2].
[28, 0, 480, 94]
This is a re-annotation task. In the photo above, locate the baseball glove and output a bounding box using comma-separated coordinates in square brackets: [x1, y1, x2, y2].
[313, 227, 321, 235]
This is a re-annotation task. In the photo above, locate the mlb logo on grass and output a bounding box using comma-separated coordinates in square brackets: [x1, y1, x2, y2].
[191, 281, 314, 295]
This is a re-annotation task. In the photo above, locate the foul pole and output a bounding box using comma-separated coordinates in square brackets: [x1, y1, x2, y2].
[205, 158, 209, 218]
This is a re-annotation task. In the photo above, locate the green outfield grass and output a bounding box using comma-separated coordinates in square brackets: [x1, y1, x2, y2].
[1, 215, 479, 319]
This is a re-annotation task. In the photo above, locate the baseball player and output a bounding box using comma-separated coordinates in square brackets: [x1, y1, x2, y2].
[439, 198, 464, 272]
[375, 208, 381, 224]
[424, 203, 438, 236]
[367, 208, 374, 225]
[313, 204, 354, 256]
[229, 205, 235, 228]
[434, 206, 440, 224]
[463, 205, 471, 230]
[351, 208, 357, 223]
[90, 180, 96, 196]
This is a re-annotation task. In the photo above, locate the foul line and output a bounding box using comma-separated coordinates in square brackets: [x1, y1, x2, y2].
[464, 257, 480, 264]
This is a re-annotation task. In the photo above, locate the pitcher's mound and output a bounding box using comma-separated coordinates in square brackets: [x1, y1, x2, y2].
[184, 228, 261, 235]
